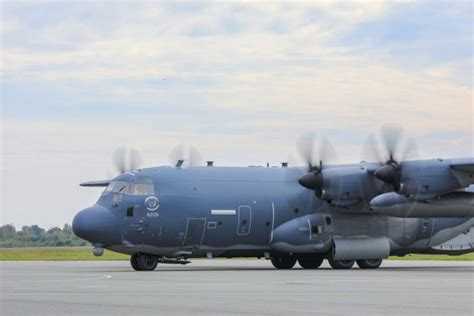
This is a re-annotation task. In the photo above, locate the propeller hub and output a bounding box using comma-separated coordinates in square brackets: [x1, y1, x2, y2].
[374, 164, 396, 183]
[375, 162, 402, 192]
[298, 172, 323, 190]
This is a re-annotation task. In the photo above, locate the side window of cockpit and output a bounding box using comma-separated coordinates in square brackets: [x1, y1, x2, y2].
[111, 181, 128, 207]
[112, 194, 122, 207]
[102, 181, 116, 195]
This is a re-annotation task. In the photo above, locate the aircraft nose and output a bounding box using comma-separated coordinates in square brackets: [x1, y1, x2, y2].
[72, 205, 117, 243]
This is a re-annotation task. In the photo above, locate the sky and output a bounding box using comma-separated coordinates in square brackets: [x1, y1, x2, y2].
[1, 1, 473, 228]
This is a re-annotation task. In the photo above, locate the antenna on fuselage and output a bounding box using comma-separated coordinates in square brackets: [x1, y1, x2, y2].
[175, 160, 184, 168]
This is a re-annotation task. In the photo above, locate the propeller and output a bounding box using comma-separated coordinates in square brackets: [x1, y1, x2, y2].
[168, 144, 204, 167]
[362, 125, 418, 192]
[112, 146, 144, 174]
[295, 134, 337, 198]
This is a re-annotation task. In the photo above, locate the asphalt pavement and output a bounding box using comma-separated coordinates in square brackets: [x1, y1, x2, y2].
[1, 260, 473, 315]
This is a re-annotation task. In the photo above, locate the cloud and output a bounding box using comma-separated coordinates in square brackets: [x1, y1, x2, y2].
[1, 2, 472, 227]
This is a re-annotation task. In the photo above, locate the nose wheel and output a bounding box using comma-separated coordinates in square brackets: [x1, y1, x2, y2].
[130, 253, 159, 271]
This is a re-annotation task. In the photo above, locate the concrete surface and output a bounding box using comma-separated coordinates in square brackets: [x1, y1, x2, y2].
[1, 260, 473, 315]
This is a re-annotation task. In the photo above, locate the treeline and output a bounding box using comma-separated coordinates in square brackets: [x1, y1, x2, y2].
[0, 224, 88, 247]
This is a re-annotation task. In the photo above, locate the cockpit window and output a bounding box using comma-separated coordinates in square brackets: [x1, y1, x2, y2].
[104, 181, 128, 193]
[103, 178, 154, 196]
[127, 177, 155, 195]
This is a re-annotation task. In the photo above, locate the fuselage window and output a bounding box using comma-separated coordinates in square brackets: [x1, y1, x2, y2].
[126, 203, 134, 217]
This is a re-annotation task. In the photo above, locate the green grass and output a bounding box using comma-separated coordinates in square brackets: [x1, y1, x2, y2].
[0, 247, 473, 261]
[389, 253, 474, 261]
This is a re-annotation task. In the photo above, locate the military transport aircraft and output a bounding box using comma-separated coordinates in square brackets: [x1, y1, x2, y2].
[73, 128, 474, 271]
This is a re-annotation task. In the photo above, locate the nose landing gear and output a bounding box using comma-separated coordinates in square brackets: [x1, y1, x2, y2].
[130, 253, 159, 271]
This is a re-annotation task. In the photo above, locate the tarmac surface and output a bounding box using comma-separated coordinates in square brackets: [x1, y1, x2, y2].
[1, 260, 473, 315]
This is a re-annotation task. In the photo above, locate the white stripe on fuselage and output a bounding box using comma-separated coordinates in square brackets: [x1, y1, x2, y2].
[210, 210, 236, 215]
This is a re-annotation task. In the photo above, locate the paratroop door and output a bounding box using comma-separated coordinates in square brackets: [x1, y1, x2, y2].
[182, 218, 206, 249]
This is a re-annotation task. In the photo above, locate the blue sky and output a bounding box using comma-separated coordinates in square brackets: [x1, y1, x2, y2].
[1, 1, 472, 228]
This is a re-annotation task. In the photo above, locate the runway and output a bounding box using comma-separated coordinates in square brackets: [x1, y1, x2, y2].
[1, 260, 473, 315]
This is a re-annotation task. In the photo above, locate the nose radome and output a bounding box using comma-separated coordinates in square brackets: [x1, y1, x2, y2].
[72, 205, 117, 243]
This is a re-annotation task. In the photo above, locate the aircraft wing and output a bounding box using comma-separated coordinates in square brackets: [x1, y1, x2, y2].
[450, 158, 474, 173]
[80, 180, 111, 187]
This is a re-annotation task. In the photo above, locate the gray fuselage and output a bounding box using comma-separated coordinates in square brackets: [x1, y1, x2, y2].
[72, 165, 474, 259]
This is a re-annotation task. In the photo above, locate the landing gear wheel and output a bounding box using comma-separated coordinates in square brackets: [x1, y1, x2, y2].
[298, 255, 324, 269]
[271, 255, 297, 269]
[356, 259, 383, 269]
[130, 254, 139, 271]
[328, 259, 355, 269]
[130, 253, 158, 271]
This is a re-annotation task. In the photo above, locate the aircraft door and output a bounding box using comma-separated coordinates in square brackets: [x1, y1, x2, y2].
[123, 201, 146, 245]
[182, 218, 206, 249]
[237, 206, 251, 235]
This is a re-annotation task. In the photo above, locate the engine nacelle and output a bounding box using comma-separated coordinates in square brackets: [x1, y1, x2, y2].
[397, 159, 467, 199]
[370, 191, 474, 217]
[320, 167, 377, 205]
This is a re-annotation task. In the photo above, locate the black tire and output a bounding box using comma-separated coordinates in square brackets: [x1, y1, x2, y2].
[356, 259, 383, 269]
[298, 255, 324, 269]
[328, 259, 355, 269]
[130, 254, 140, 271]
[131, 253, 158, 271]
[271, 255, 297, 269]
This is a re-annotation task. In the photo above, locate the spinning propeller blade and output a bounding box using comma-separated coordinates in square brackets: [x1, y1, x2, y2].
[112, 146, 144, 174]
[168, 144, 204, 167]
[362, 125, 418, 192]
[295, 134, 337, 197]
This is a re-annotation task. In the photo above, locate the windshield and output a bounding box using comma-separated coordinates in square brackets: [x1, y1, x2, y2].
[104, 181, 128, 193]
[103, 177, 155, 196]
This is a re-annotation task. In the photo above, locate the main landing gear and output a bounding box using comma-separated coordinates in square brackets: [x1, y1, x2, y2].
[356, 259, 383, 269]
[298, 254, 325, 269]
[327, 259, 355, 269]
[130, 253, 159, 271]
[270, 254, 383, 270]
[270, 254, 297, 269]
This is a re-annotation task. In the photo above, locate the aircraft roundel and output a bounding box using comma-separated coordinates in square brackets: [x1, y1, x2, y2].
[145, 196, 160, 211]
